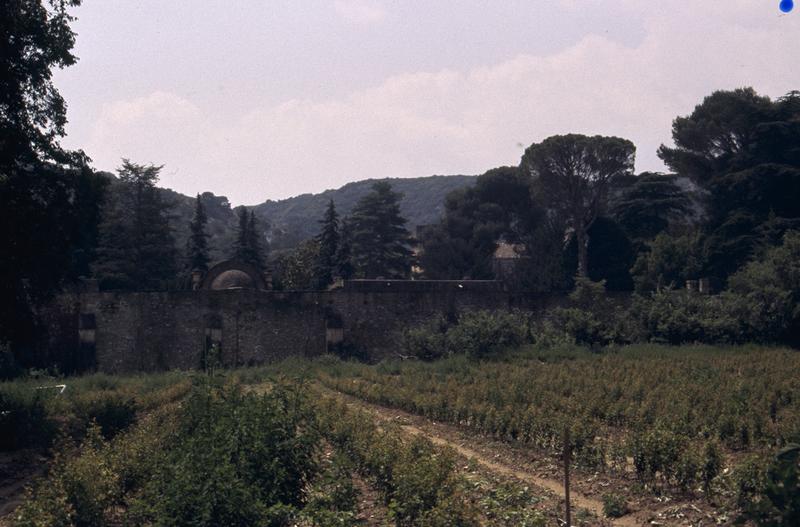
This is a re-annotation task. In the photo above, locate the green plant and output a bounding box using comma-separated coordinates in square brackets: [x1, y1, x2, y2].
[602, 493, 629, 518]
[743, 444, 800, 526]
[0, 387, 56, 451]
[71, 391, 137, 439]
[445, 310, 527, 359]
[399, 316, 448, 361]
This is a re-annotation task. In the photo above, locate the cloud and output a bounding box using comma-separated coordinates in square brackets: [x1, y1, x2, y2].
[83, 1, 800, 204]
[333, 0, 386, 25]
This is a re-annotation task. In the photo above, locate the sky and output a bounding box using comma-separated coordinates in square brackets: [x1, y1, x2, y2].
[53, 0, 800, 205]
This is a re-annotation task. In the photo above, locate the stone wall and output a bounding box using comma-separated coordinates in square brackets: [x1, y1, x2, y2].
[77, 290, 326, 373]
[44, 280, 579, 373]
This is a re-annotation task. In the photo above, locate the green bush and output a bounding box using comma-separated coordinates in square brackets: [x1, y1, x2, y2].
[129, 379, 319, 526]
[728, 231, 800, 345]
[0, 387, 56, 451]
[631, 290, 745, 345]
[602, 493, 629, 518]
[15, 426, 121, 527]
[302, 453, 359, 526]
[317, 398, 479, 527]
[743, 444, 800, 526]
[631, 426, 686, 484]
[71, 391, 137, 439]
[399, 310, 529, 360]
[445, 310, 527, 359]
[399, 317, 448, 361]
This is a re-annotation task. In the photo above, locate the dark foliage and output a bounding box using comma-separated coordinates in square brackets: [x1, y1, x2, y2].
[611, 172, 691, 243]
[418, 166, 536, 280]
[232, 208, 267, 271]
[311, 200, 340, 289]
[93, 161, 177, 290]
[186, 194, 210, 272]
[522, 134, 636, 278]
[659, 88, 800, 282]
[349, 182, 414, 278]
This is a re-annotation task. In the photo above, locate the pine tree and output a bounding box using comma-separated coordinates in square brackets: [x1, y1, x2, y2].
[349, 182, 414, 278]
[93, 160, 177, 290]
[187, 194, 210, 272]
[336, 218, 355, 281]
[312, 200, 340, 289]
[232, 208, 266, 270]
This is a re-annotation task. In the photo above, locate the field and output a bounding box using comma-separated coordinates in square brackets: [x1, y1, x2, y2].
[1, 344, 799, 526]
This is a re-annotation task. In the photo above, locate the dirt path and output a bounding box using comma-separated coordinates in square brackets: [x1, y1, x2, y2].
[0, 450, 46, 526]
[398, 420, 626, 525]
[314, 384, 645, 527]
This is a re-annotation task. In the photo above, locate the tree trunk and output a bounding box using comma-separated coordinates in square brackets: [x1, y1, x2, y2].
[576, 228, 589, 278]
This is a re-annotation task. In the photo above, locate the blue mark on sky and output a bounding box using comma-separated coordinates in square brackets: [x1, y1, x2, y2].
[780, 0, 794, 13]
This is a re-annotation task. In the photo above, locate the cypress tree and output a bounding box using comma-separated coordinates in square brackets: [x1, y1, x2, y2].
[336, 218, 355, 281]
[187, 194, 210, 272]
[232, 208, 266, 270]
[312, 200, 340, 289]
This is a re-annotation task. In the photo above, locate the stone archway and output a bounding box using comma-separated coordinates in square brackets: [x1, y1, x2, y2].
[200, 259, 268, 290]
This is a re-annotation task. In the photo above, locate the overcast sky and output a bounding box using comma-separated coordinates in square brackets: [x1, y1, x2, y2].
[53, 1, 799, 205]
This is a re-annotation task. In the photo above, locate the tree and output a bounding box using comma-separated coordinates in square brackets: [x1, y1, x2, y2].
[273, 240, 320, 290]
[93, 160, 177, 290]
[522, 134, 636, 278]
[562, 217, 635, 291]
[418, 166, 535, 280]
[658, 88, 800, 281]
[311, 200, 340, 289]
[335, 218, 355, 281]
[1, 0, 85, 168]
[232, 209, 267, 270]
[0, 1, 107, 363]
[630, 231, 703, 293]
[611, 172, 691, 243]
[349, 182, 414, 278]
[187, 194, 210, 272]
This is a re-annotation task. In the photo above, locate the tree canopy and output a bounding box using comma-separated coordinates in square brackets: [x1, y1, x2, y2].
[522, 134, 636, 277]
[1, 0, 85, 168]
[659, 88, 800, 281]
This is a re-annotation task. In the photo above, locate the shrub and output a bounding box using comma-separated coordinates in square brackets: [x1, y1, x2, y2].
[0, 342, 23, 380]
[445, 310, 527, 359]
[399, 317, 448, 361]
[631, 426, 686, 483]
[631, 290, 745, 345]
[71, 391, 137, 439]
[743, 444, 800, 526]
[728, 231, 800, 345]
[14, 426, 121, 527]
[129, 380, 319, 526]
[302, 453, 359, 526]
[0, 386, 56, 451]
[546, 277, 629, 347]
[602, 493, 629, 518]
[317, 398, 479, 527]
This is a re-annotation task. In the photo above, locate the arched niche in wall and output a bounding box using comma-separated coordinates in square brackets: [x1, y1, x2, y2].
[200, 259, 267, 291]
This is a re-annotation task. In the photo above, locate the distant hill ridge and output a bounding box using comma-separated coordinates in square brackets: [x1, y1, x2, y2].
[154, 174, 476, 260]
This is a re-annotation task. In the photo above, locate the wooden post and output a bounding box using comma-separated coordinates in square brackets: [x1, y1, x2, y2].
[564, 426, 571, 527]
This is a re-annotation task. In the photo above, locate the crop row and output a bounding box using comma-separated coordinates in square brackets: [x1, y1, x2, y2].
[316, 344, 800, 491]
